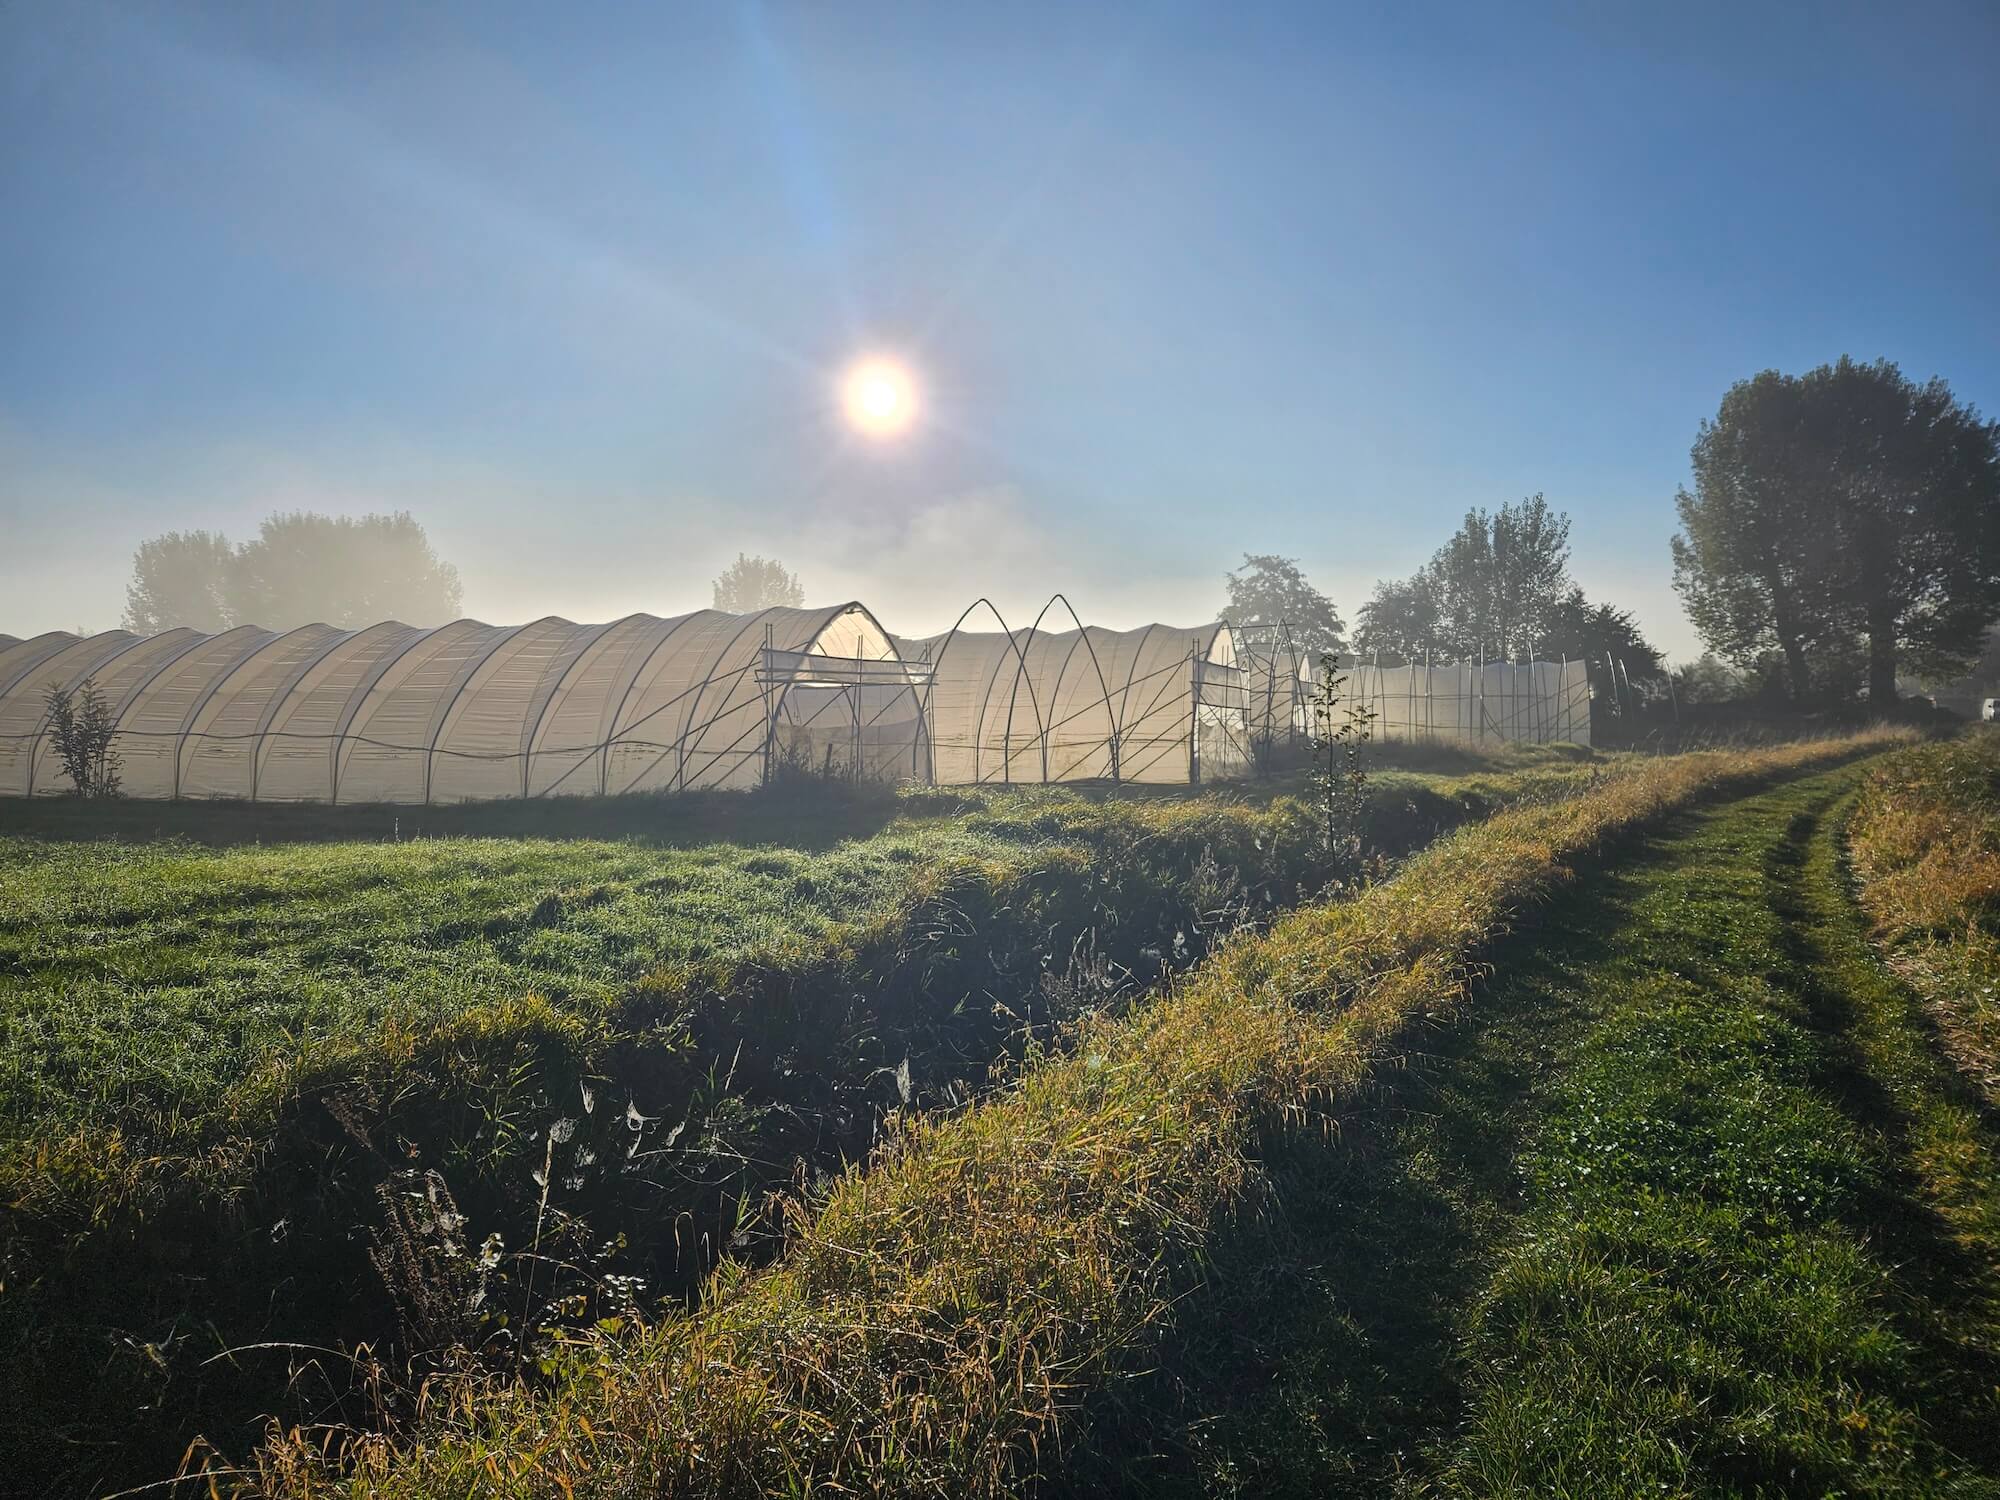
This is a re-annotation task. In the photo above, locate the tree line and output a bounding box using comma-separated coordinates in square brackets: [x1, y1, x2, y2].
[1225, 357, 2000, 711]
[1220, 498, 1659, 682]
[108, 355, 2000, 715]
[124, 513, 463, 634]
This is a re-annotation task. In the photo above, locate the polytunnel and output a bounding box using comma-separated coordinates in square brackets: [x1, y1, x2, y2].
[0, 605, 925, 801]
[893, 600, 1251, 784]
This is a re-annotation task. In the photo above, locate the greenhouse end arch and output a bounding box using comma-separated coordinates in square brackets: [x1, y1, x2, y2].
[894, 606, 1251, 785]
[0, 604, 924, 802]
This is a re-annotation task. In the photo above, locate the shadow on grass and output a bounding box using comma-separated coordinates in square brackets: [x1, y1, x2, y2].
[0, 779, 949, 851]
[1049, 828, 1666, 1497]
[1056, 764, 2000, 1495]
[1762, 794, 2000, 1467]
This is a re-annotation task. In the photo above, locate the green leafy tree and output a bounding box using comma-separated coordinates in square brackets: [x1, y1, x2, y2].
[123, 512, 462, 633]
[42, 678, 121, 796]
[1351, 572, 1444, 662]
[712, 554, 805, 613]
[1670, 654, 1746, 705]
[1673, 358, 2000, 703]
[1218, 553, 1343, 655]
[230, 512, 463, 629]
[1814, 358, 2000, 701]
[122, 530, 238, 633]
[1542, 588, 1662, 680]
[1428, 494, 1572, 653]
[1356, 495, 1604, 663]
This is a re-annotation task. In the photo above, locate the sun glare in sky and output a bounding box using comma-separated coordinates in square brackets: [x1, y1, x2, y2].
[839, 355, 919, 439]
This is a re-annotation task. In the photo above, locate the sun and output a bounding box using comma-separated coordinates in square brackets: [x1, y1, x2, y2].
[839, 356, 919, 439]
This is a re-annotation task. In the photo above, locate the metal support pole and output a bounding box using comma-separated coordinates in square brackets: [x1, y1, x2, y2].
[761, 625, 776, 786]
[1476, 645, 1485, 744]
[1425, 649, 1434, 744]
[1188, 639, 1200, 785]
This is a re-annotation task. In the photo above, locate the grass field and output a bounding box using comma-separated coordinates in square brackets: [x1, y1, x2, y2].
[229, 730, 1934, 1499]
[0, 747, 1603, 1498]
[1071, 748, 2000, 1495]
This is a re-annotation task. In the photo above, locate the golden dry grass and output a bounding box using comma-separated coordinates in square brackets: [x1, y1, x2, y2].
[1850, 729, 2000, 1103]
[243, 729, 1915, 1500]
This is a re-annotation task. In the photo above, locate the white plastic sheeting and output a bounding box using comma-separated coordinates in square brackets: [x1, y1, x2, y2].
[894, 616, 1251, 785]
[1332, 657, 1592, 746]
[0, 605, 923, 801]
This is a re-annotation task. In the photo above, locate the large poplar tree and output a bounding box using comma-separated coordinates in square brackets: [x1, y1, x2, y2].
[1355, 495, 1590, 661]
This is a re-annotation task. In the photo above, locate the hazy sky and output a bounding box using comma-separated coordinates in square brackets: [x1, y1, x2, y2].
[3, 1, 1996, 657]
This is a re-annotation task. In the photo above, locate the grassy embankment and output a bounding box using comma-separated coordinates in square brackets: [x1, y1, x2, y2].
[1071, 743, 2000, 1494]
[1850, 729, 2000, 1104]
[0, 748, 1593, 1497]
[241, 729, 1916, 1498]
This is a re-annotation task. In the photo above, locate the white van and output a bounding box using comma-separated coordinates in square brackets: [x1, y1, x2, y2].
[1984, 698, 1999, 721]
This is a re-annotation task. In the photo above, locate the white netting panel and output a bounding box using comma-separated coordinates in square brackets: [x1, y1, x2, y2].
[1327, 657, 1592, 745]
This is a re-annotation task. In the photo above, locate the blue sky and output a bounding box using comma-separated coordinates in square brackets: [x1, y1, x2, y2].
[3, 0, 1995, 656]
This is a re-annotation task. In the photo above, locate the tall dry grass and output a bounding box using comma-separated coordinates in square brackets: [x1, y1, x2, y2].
[247, 729, 1913, 1500]
[1850, 730, 2000, 1103]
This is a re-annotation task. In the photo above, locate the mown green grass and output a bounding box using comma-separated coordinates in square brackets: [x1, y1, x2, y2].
[1067, 760, 2000, 1496]
[0, 761, 1593, 1179]
[0, 752, 1601, 1500]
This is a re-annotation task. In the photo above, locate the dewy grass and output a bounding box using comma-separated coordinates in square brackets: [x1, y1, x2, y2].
[244, 730, 1915, 1499]
[1063, 746, 2000, 1497]
[1428, 763, 2000, 1495]
[1, 753, 1590, 1498]
[1849, 728, 2000, 1103]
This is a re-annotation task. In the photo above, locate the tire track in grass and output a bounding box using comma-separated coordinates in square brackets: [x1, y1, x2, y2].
[1060, 764, 2000, 1498]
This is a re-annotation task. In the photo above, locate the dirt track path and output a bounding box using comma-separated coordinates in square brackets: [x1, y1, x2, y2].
[1062, 760, 2000, 1497]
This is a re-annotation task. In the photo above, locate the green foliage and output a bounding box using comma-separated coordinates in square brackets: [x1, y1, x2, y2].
[1354, 495, 1655, 672]
[40, 676, 121, 796]
[1219, 554, 1344, 656]
[229, 733, 1905, 1500]
[1542, 586, 1662, 680]
[1674, 357, 2000, 703]
[2, 764, 1570, 1497]
[1070, 751, 2000, 1497]
[1670, 651, 1747, 704]
[121, 529, 236, 634]
[711, 553, 804, 612]
[1306, 652, 1375, 873]
[232, 511, 463, 627]
[120, 510, 462, 633]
